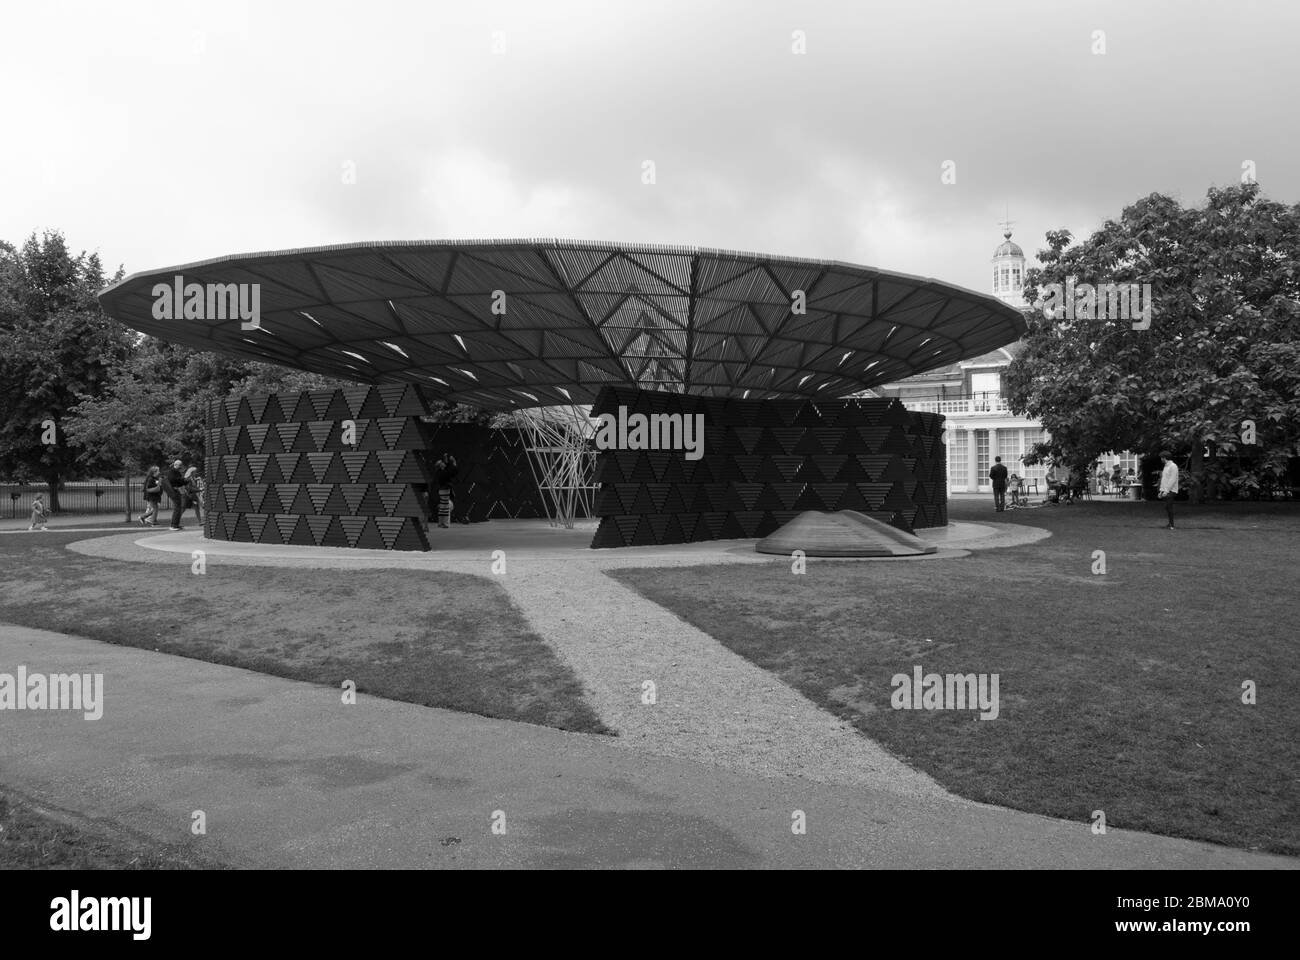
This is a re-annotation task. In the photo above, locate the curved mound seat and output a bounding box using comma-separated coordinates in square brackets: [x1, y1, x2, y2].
[755, 510, 938, 557]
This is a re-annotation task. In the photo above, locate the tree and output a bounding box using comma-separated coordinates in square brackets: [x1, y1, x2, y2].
[1004, 184, 1300, 500]
[70, 331, 497, 453]
[230, 363, 493, 424]
[230, 362, 353, 398]
[0, 232, 133, 509]
[62, 339, 187, 519]
[66, 340, 252, 482]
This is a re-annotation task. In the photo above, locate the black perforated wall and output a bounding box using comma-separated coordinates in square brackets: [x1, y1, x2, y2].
[203, 384, 433, 551]
[588, 386, 946, 548]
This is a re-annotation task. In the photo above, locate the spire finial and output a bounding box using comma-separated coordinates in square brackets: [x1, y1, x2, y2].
[999, 207, 1014, 240]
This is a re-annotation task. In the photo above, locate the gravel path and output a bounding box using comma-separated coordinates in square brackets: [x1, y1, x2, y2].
[498, 557, 948, 798]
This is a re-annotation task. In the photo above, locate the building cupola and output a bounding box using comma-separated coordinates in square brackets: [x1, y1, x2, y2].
[992, 222, 1026, 308]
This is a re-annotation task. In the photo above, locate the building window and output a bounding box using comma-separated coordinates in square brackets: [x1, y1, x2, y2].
[949, 430, 968, 488]
[970, 371, 1001, 396]
[975, 429, 990, 486]
[998, 429, 1020, 470]
[1105, 450, 1139, 477]
[1020, 428, 1049, 484]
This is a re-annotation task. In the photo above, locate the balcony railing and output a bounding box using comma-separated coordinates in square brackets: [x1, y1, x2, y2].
[900, 394, 1011, 415]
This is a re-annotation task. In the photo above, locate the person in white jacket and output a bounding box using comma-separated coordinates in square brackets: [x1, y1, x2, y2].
[1158, 450, 1180, 529]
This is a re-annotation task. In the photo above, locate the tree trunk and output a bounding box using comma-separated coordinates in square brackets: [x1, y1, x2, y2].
[1188, 444, 1204, 504]
[123, 459, 133, 523]
[45, 472, 61, 513]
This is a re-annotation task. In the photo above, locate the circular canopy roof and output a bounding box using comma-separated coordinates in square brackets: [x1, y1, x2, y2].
[97, 239, 1026, 409]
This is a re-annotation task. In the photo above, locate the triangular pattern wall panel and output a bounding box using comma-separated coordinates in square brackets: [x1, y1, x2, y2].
[588, 386, 947, 548]
[203, 387, 433, 551]
[207, 385, 946, 553]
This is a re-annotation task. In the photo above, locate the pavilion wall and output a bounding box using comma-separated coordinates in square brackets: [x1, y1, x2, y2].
[200, 382, 948, 552]
[203, 384, 434, 551]
[589, 387, 946, 548]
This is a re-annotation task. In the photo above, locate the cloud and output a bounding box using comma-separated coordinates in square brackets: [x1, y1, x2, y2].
[416, 151, 594, 239]
[1, 0, 1296, 293]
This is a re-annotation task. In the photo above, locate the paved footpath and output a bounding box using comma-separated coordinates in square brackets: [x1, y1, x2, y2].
[1, 625, 1293, 869]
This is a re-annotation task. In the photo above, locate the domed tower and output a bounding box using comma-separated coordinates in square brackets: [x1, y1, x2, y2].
[991, 224, 1026, 309]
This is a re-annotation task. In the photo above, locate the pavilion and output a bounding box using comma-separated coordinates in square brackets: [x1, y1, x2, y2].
[98, 240, 1026, 550]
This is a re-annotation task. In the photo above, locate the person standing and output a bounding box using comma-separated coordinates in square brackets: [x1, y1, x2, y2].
[1158, 450, 1180, 529]
[433, 453, 458, 529]
[989, 456, 1009, 512]
[166, 459, 189, 531]
[184, 465, 204, 525]
[140, 466, 163, 526]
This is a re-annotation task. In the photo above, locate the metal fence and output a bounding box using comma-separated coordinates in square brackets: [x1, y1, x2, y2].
[2, 481, 141, 519]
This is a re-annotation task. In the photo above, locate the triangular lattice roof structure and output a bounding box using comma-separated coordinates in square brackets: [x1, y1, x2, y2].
[98, 239, 1026, 410]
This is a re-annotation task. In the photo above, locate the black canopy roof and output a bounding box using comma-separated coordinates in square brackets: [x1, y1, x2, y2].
[98, 239, 1026, 409]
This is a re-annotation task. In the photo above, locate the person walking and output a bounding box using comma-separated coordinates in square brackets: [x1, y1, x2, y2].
[184, 465, 204, 525]
[140, 466, 163, 526]
[1158, 450, 1180, 529]
[28, 493, 50, 530]
[989, 455, 1009, 512]
[165, 459, 189, 531]
[433, 453, 458, 529]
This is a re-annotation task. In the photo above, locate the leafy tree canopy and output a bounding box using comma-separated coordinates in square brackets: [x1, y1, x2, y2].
[66, 336, 495, 472]
[0, 231, 132, 498]
[1004, 183, 1300, 491]
[65, 339, 355, 472]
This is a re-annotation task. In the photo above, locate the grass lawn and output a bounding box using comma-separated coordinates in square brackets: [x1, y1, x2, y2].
[0, 787, 217, 869]
[608, 498, 1300, 855]
[0, 531, 610, 735]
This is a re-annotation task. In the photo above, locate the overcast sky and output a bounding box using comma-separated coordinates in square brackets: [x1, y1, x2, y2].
[3, 0, 1296, 295]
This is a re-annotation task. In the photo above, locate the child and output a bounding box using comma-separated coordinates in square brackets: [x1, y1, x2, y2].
[1008, 472, 1023, 508]
[140, 466, 163, 526]
[28, 494, 49, 530]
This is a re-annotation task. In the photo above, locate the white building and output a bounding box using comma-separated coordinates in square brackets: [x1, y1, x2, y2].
[875, 229, 1137, 494]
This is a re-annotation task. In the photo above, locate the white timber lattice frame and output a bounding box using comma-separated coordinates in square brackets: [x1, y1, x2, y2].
[511, 405, 600, 528]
